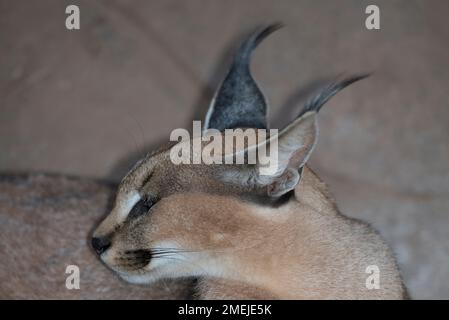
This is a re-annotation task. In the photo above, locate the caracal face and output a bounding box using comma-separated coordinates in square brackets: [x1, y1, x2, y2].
[92, 132, 287, 284]
[91, 23, 360, 284]
[91, 24, 406, 299]
[91, 144, 233, 283]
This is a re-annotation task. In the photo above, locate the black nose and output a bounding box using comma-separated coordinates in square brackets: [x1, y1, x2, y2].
[91, 236, 111, 255]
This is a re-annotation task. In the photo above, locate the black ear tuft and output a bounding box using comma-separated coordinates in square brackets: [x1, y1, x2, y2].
[297, 74, 370, 118]
[204, 23, 283, 131]
[233, 23, 284, 67]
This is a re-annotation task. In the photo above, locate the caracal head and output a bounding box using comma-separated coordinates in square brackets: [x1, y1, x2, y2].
[91, 24, 366, 284]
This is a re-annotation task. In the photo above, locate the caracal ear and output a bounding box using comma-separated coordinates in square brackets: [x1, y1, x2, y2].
[261, 75, 369, 198]
[264, 75, 369, 197]
[266, 112, 317, 197]
[214, 67, 369, 199]
[204, 24, 283, 131]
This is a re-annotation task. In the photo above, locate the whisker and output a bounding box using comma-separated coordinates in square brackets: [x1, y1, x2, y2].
[150, 247, 193, 252]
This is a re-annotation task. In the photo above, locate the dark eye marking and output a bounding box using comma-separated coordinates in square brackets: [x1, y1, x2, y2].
[140, 171, 154, 190]
[128, 197, 155, 219]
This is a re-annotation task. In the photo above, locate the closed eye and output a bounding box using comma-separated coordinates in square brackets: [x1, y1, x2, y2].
[128, 198, 155, 219]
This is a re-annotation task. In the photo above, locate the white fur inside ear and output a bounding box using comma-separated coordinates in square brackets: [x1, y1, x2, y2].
[267, 168, 300, 197]
[276, 111, 318, 171]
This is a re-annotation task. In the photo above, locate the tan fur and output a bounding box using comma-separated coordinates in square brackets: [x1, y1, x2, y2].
[93, 138, 407, 299]
[0, 174, 192, 299]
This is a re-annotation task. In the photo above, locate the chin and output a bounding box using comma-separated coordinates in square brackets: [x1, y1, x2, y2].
[118, 272, 158, 285]
[116, 265, 174, 285]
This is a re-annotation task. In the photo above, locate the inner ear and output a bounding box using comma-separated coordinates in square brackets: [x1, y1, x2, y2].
[267, 168, 300, 198]
[276, 112, 318, 170]
[261, 112, 317, 198]
[217, 113, 317, 197]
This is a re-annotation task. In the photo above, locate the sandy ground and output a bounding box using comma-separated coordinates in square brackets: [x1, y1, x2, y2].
[1, 0, 448, 299]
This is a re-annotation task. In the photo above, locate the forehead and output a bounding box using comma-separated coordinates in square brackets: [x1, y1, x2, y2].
[116, 133, 263, 199]
[117, 144, 214, 196]
[118, 144, 172, 194]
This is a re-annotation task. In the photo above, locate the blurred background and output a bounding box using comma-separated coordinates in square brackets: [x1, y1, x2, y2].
[1, 0, 448, 299]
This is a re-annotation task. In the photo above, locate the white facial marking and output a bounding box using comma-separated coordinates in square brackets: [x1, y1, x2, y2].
[118, 191, 141, 220]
